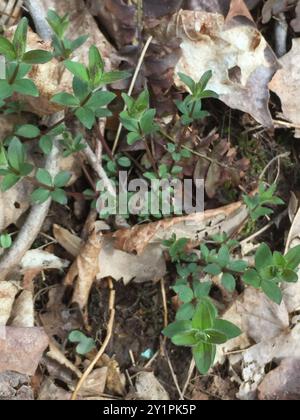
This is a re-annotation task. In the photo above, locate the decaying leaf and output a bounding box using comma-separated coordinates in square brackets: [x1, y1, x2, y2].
[269, 39, 300, 138]
[10, 291, 34, 328]
[77, 367, 108, 399]
[135, 372, 170, 400]
[0, 327, 49, 375]
[98, 354, 126, 396]
[0, 371, 33, 401]
[238, 324, 300, 400]
[38, 378, 71, 401]
[0, 282, 18, 326]
[21, 250, 69, 273]
[258, 359, 300, 400]
[0, 0, 22, 26]
[53, 224, 82, 257]
[64, 229, 103, 309]
[113, 202, 247, 255]
[167, 9, 279, 127]
[47, 341, 82, 378]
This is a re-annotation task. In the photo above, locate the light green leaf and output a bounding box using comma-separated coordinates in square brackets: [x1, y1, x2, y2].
[1, 174, 20, 191]
[261, 280, 282, 304]
[75, 107, 95, 129]
[163, 320, 193, 339]
[54, 171, 71, 188]
[51, 92, 79, 107]
[64, 60, 89, 82]
[213, 320, 242, 340]
[192, 299, 217, 331]
[13, 79, 39, 97]
[255, 243, 273, 271]
[36, 168, 52, 187]
[31, 187, 51, 203]
[15, 124, 40, 138]
[0, 36, 16, 60]
[221, 273, 236, 292]
[51, 188, 68, 205]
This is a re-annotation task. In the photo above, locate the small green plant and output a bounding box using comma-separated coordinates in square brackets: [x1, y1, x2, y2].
[243, 183, 284, 222]
[51, 45, 130, 129]
[176, 71, 218, 126]
[47, 10, 88, 60]
[162, 183, 300, 374]
[0, 17, 52, 101]
[163, 299, 241, 374]
[243, 243, 300, 304]
[31, 169, 71, 205]
[68, 330, 96, 355]
[166, 142, 192, 162]
[0, 137, 33, 191]
[120, 90, 159, 145]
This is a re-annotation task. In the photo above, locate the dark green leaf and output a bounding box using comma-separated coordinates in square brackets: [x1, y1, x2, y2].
[31, 187, 51, 203]
[54, 171, 71, 188]
[13, 17, 28, 59]
[15, 124, 40, 138]
[51, 92, 79, 107]
[192, 342, 216, 375]
[0, 80, 14, 100]
[99, 70, 131, 86]
[75, 107, 95, 129]
[23, 50, 52, 64]
[285, 245, 300, 270]
[85, 91, 115, 109]
[255, 243, 273, 271]
[13, 79, 39, 97]
[192, 299, 217, 331]
[39, 135, 53, 155]
[281, 269, 298, 283]
[172, 332, 198, 346]
[205, 329, 227, 345]
[36, 168, 52, 187]
[213, 320, 242, 340]
[178, 72, 195, 92]
[0, 36, 16, 60]
[71, 35, 89, 52]
[163, 320, 192, 338]
[1, 174, 20, 191]
[51, 188, 68, 205]
[7, 137, 24, 171]
[242, 269, 261, 288]
[64, 60, 89, 82]
[173, 285, 194, 304]
[193, 281, 212, 298]
[261, 280, 282, 304]
[204, 263, 222, 276]
[176, 303, 196, 321]
[221, 273, 236, 292]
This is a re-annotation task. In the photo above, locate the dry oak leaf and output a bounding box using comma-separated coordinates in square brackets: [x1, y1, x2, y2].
[170, 10, 279, 127]
[54, 224, 166, 285]
[238, 323, 300, 400]
[270, 38, 300, 138]
[113, 202, 247, 255]
[0, 327, 49, 375]
[64, 229, 103, 310]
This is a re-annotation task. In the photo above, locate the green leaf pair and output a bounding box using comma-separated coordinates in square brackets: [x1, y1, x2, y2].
[243, 243, 300, 304]
[0, 138, 33, 191]
[31, 169, 71, 205]
[201, 244, 248, 292]
[120, 90, 159, 145]
[243, 183, 284, 222]
[176, 71, 218, 126]
[163, 299, 241, 374]
[47, 10, 88, 60]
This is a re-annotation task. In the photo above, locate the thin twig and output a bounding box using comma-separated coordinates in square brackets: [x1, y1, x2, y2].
[259, 152, 290, 181]
[163, 344, 185, 400]
[112, 36, 153, 155]
[160, 278, 168, 329]
[71, 278, 116, 400]
[82, 140, 116, 198]
[273, 119, 300, 130]
[182, 358, 195, 397]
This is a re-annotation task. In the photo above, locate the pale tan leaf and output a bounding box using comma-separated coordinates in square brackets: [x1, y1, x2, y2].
[77, 367, 108, 398]
[113, 202, 247, 255]
[53, 225, 82, 257]
[0, 282, 18, 326]
[0, 327, 49, 375]
[47, 341, 82, 378]
[65, 230, 103, 309]
[135, 372, 170, 400]
[171, 10, 279, 127]
[10, 291, 34, 328]
[270, 39, 300, 137]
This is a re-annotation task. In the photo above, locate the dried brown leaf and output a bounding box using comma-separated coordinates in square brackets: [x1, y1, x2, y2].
[270, 39, 300, 137]
[0, 282, 18, 326]
[65, 229, 102, 309]
[0, 327, 48, 375]
[113, 202, 247, 255]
